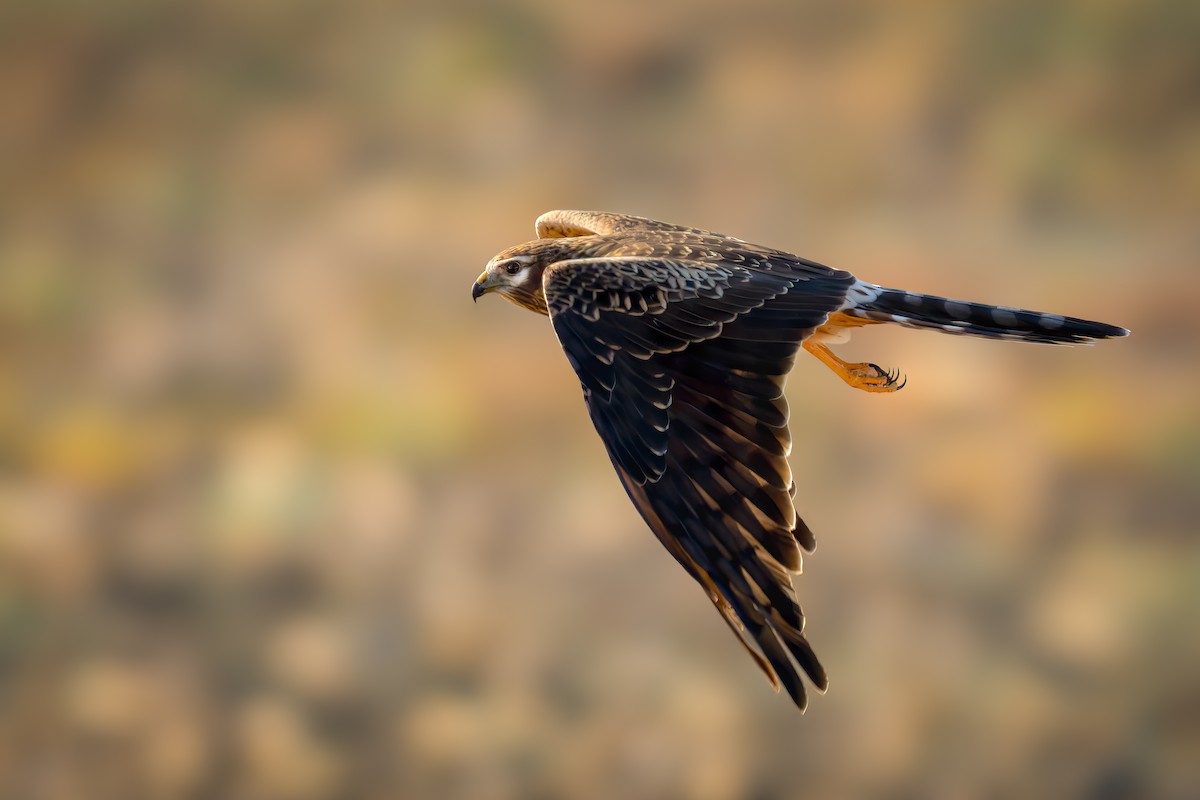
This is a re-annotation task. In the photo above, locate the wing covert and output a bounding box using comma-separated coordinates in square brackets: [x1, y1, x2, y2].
[536, 210, 743, 241]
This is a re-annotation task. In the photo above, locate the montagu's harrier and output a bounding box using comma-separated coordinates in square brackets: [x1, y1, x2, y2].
[472, 210, 1127, 710]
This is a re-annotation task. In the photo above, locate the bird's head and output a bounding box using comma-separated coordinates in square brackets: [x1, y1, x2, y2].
[472, 239, 587, 315]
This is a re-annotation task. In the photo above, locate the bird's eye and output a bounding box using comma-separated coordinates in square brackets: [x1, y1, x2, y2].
[504, 261, 522, 275]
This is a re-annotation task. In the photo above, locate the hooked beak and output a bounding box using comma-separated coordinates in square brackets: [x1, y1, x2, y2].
[471, 273, 490, 303]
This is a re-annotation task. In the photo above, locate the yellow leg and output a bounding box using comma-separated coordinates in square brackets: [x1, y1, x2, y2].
[803, 340, 905, 393]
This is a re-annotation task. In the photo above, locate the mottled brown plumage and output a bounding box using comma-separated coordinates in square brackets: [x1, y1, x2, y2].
[473, 210, 1127, 710]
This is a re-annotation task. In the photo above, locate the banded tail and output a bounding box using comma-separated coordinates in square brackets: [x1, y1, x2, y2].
[843, 282, 1129, 344]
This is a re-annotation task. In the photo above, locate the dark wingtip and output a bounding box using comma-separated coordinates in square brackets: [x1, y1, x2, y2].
[794, 517, 817, 553]
[788, 637, 828, 693]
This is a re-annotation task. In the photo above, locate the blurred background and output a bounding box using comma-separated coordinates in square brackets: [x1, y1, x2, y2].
[1, 0, 1198, 798]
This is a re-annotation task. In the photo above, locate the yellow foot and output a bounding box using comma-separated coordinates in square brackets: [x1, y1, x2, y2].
[840, 361, 906, 393]
[803, 340, 906, 394]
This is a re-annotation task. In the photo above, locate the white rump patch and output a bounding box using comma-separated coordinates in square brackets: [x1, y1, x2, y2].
[839, 280, 883, 310]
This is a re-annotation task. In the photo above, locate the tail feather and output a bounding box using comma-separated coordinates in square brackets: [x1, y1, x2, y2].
[845, 282, 1129, 345]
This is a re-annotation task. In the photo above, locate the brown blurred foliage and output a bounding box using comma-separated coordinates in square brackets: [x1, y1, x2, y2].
[1, 1, 1198, 798]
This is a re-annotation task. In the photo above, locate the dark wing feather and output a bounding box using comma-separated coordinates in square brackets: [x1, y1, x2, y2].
[545, 256, 851, 709]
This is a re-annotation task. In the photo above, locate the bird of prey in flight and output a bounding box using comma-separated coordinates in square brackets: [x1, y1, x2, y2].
[472, 210, 1127, 710]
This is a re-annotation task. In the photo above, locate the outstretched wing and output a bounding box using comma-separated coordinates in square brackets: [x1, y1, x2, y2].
[536, 209, 743, 242]
[544, 256, 852, 709]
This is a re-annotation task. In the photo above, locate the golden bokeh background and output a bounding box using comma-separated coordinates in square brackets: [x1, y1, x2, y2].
[1, 1, 1198, 798]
